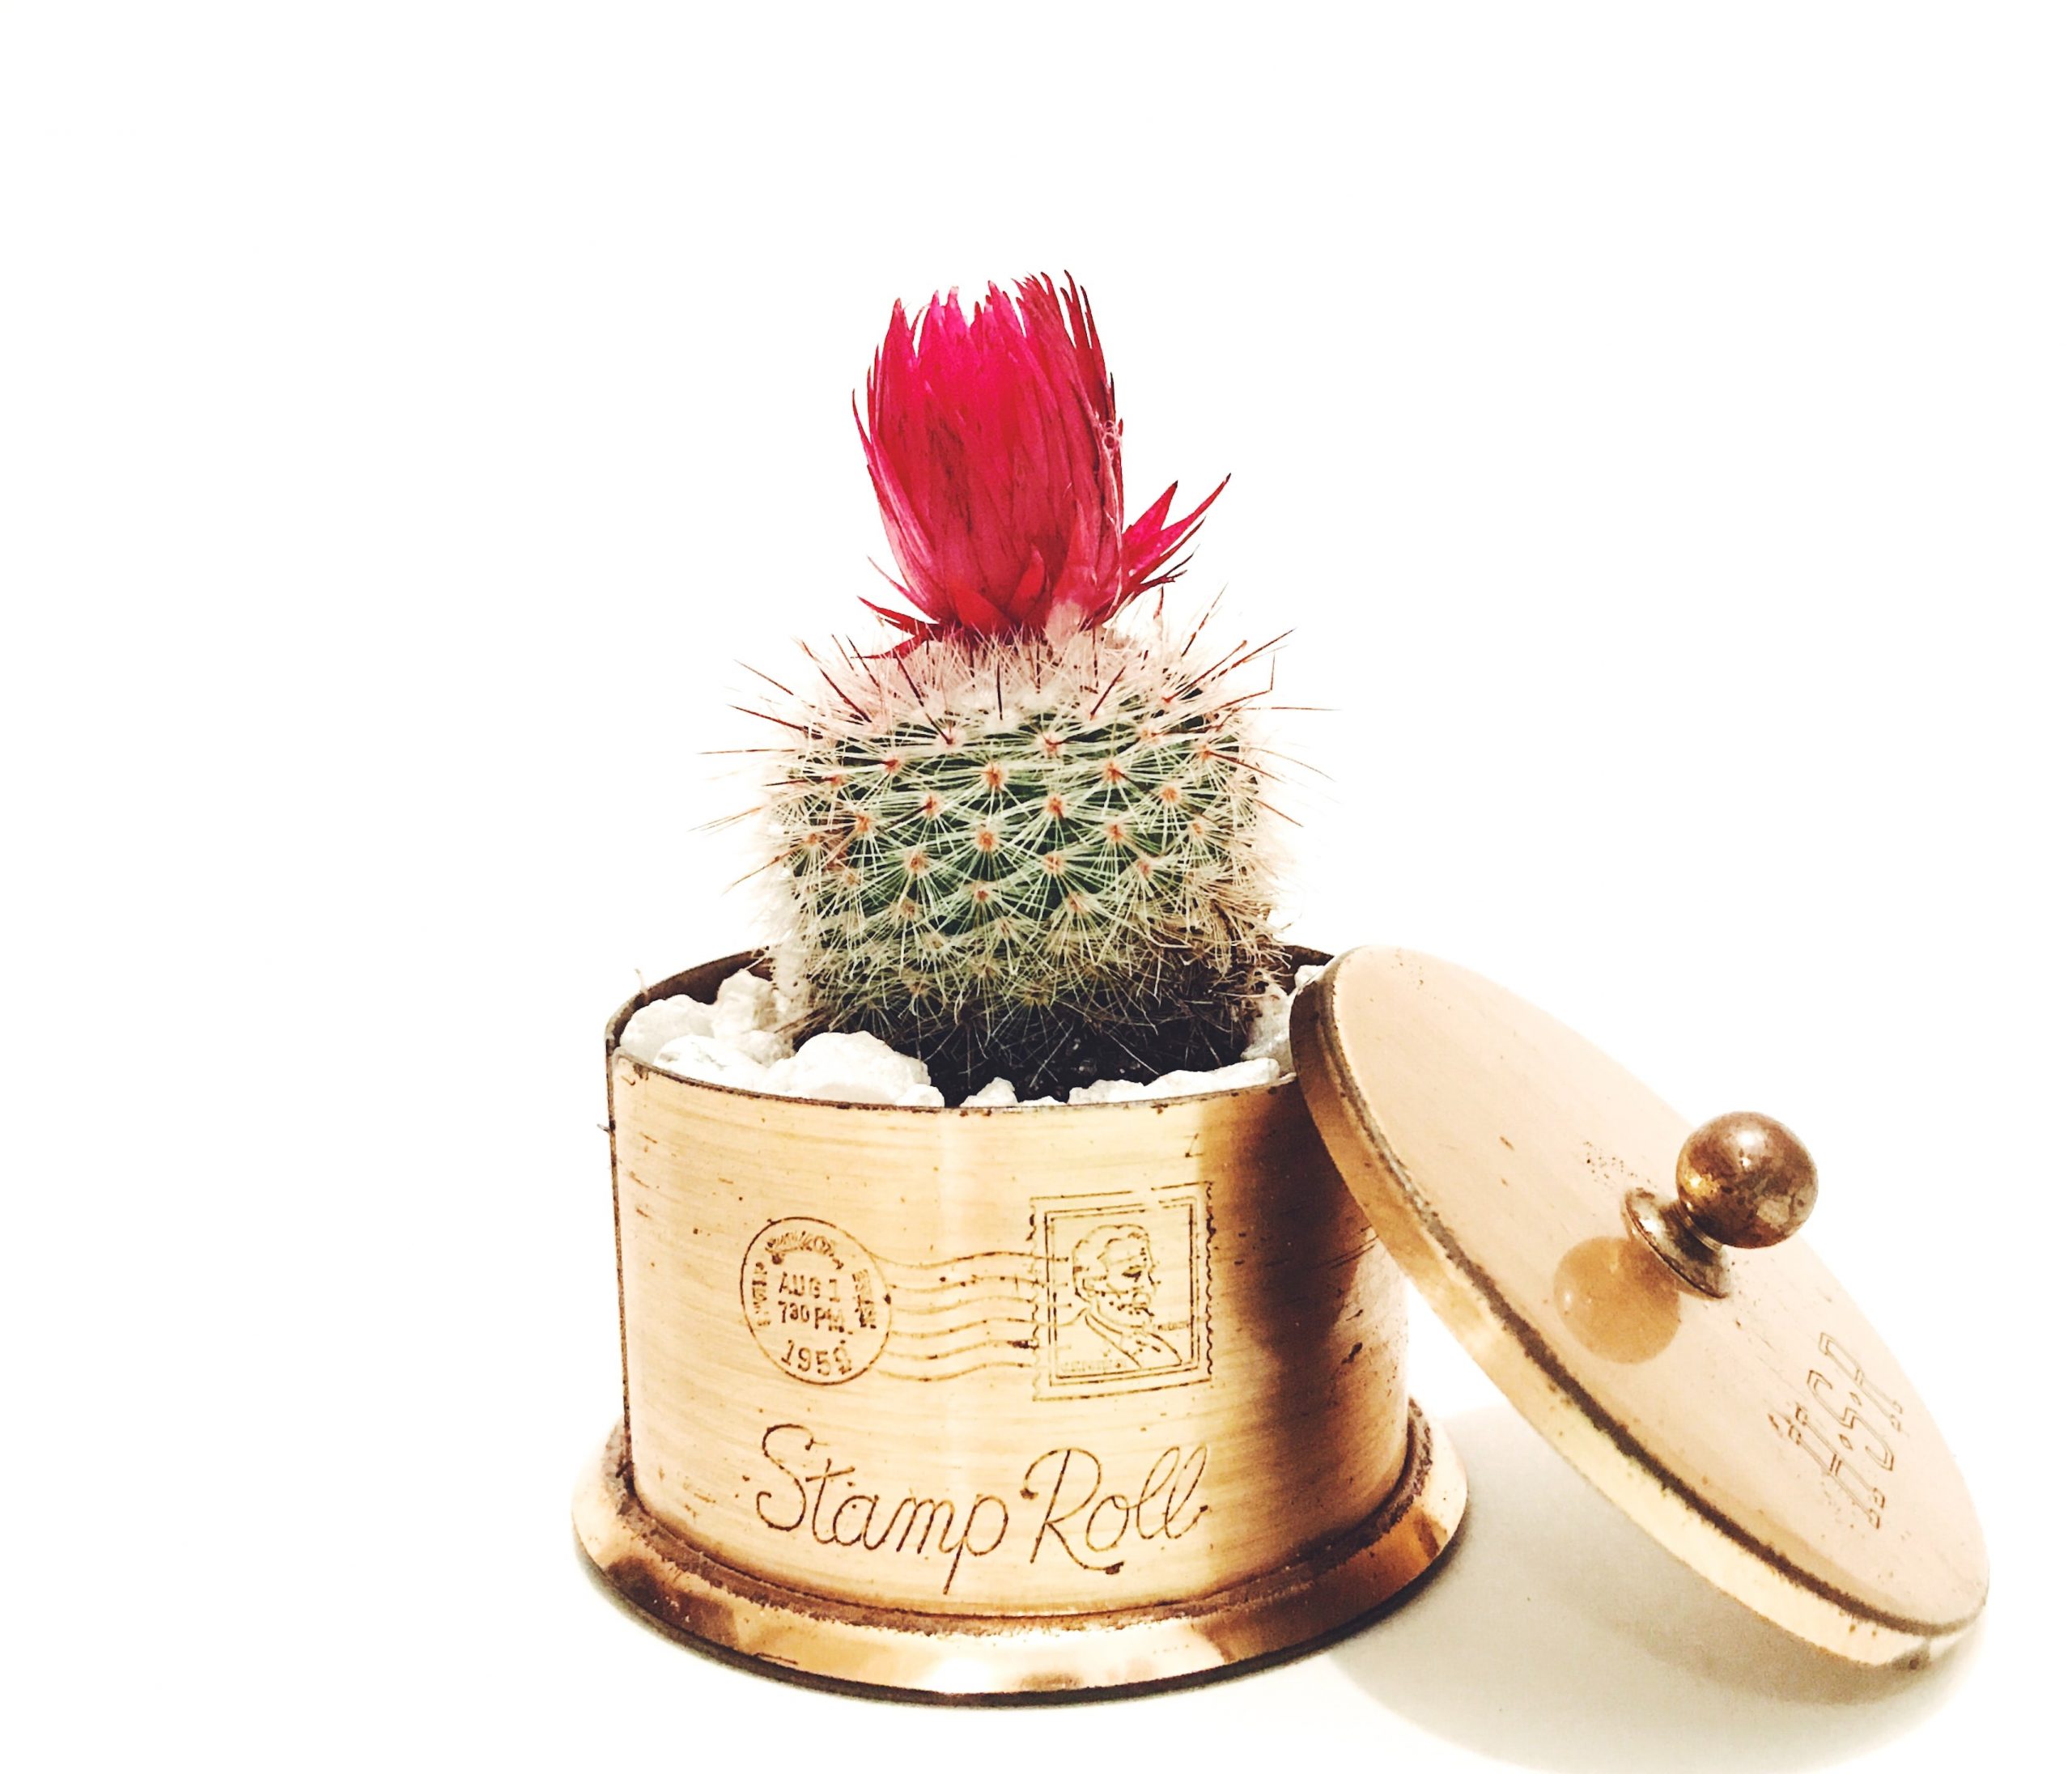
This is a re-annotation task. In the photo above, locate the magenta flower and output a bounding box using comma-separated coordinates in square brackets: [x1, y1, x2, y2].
[856, 274, 1225, 643]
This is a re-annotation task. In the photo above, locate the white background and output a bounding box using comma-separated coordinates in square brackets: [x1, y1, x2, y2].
[5, 4, 2066, 1769]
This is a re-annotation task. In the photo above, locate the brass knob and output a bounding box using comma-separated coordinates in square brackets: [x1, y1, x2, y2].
[1676, 1112, 1819, 1248]
[1624, 1112, 1817, 1297]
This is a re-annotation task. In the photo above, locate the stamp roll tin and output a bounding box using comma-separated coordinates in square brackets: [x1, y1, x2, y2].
[577, 945, 1987, 1696]
[575, 950, 1464, 1696]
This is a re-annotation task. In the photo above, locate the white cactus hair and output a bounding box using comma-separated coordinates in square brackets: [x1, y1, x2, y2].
[737, 600, 1293, 1098]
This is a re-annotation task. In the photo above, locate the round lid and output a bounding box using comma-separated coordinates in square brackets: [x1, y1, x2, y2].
[1292, 946, 1988, 1666]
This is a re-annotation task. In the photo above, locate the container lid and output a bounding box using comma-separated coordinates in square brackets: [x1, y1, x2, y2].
[1291, 946, 1988, 1665]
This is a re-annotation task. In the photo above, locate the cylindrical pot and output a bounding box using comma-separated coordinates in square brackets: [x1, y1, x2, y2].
[575, 951, 1464, 1697]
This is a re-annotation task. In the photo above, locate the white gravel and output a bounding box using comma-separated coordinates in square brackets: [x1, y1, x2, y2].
[617, 964, 1324, 1108]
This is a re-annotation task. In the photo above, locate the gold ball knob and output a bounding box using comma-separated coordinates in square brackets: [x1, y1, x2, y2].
[1675, 1111, 1818, 1250]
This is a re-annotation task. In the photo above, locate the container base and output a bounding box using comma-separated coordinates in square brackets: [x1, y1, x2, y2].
[573, 1402, 1466, 1701]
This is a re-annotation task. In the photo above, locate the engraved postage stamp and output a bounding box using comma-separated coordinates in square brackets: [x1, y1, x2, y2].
[738, 1183, 1212, 1398]
[1032, 1182, 1211, 1400]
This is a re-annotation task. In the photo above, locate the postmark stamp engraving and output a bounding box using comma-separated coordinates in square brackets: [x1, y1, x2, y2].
[740, 1217, 894, 1384]
[739, 1185, 1214, 1396]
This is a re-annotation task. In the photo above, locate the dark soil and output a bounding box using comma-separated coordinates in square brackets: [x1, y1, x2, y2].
[803, 950, 1285, 1102]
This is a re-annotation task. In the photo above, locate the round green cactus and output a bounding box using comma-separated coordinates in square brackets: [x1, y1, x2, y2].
[758, 626, 1283, 1099]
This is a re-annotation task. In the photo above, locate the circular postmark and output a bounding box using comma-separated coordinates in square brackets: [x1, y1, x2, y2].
[739, 1217, 893, 1385]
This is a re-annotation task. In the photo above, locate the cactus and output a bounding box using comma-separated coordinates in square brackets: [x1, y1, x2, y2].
[745, 274, 1285, 1100]
[758, 622, 1282, 1100]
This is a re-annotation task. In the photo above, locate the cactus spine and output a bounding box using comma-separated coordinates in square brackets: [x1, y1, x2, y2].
[758, 623, 1282, 1100]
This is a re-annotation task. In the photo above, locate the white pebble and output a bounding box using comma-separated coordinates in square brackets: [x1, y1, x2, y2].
[1067, 1077, 1154, 1104]
[651, 1030, 772, 1085]
[1144, 1057, 1280, 1097]
[963, 1077, 1020, 1107]
[1069, 1055, 1276, 1106]
[763, 1030, 936, 1106]
[618, 994, 715, 1065]
[732, 1027, 792, 1067]
[1241, 982, 1293, 1066]
[711, 970, 781, 1040]
[1239, 966, 1327, 1074]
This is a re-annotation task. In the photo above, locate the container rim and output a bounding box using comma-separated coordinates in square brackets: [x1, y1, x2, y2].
[605, 945, 1327, 1115]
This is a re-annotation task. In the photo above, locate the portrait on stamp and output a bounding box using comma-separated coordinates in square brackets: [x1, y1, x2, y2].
[1034, 1183, 1211, 1399]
